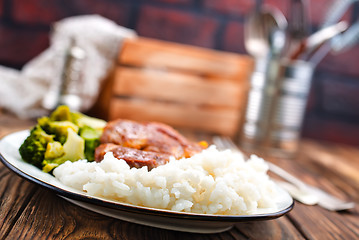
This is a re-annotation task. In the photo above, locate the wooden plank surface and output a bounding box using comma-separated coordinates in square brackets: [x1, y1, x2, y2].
[112, 67, 247, 109]
[0, 169, 37, 238]
[109, 66, 249, 136]
[0, 112, 358, 240]
[109, 98, 242, 136]
[97, 37, 253, 136]
[119, 37, 254, 79]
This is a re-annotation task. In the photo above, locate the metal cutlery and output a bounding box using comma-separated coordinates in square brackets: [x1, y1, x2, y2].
[244, 5, 287, 60]
[286, 0, 310, 57]
[302, 0, 358, 65]
[238, 0, 357, 210]
[290, 21, 348, 60]
[305, 22, 359, 66]
[267, 161, 355, 211]
[288, 0, 310, 39]
[320, 0, 359, 54]
[212, 136, 355, 211]
[331, 20, 359, 53]
[321, 0, 358, 29]
[274, 180, 319, 205]
[243, 5, 288, 153]
[285, 0, 359, 65]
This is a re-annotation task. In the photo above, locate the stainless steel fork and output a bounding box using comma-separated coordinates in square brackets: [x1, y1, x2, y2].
[212, 136, 355, 211]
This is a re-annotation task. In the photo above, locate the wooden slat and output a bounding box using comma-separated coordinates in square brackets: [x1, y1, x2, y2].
[112, 67, 248, 109]
[119, 37, 253, 79]
[108, 98, 241, 136]
[87, 69, 116, 120]
[92, 37, 254, 134]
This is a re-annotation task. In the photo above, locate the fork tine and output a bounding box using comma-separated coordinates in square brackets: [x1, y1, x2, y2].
[212, 136, 225, 150]
[213, 136, 238, 151]
[223, 136, 238, 150]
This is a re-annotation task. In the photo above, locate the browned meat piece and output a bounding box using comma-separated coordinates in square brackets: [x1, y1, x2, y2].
[146, 122, 204, 158]
[100, 119, 204, 159]
[95, 143, 171, 170]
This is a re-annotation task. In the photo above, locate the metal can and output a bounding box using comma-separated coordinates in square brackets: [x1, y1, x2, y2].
[240, 59, 314, 157]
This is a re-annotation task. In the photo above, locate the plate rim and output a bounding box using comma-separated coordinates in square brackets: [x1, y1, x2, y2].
[0, 130, 294, 222]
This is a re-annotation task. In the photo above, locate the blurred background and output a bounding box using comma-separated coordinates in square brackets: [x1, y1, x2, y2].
[0, 0, 358, 146]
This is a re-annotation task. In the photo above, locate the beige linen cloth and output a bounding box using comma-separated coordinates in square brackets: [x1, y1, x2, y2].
[0, 15, 137, 119]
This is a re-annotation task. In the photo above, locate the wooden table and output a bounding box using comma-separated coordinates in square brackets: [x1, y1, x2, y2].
[1, 111, 358, 240]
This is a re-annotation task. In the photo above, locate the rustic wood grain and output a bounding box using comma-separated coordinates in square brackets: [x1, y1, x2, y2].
[234, 217, 305, 240]
[0, 111, 35, 138]
[0, 164, 37, 240]
[266, 149, 358, 203]
[119, 37, 254, 79]
[302, 141, 359, 187]
[112, 67, 246, 109]
[5, 187, 116, 239]
[109, 97, 242, 136]
[94, 37, 253, 136]
[287, 202, 359, 240]
[108, 66, 248, 136]
[260, 144, 359, 240]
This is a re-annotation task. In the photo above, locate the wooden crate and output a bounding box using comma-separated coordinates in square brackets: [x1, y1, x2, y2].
[93, 37, 253, 136]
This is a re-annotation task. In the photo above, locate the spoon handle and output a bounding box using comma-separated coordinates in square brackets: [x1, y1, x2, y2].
[332, 21, 359, 53]
[290, 21, 348, 60]
[321, 0, 357, 28]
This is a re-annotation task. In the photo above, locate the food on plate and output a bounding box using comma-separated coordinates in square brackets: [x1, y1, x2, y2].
[19, 105, 106, 172]
[18, 106, 282, 216]
[18, 106, 204, 172]
[95, 143, 171, 169]
[96, 119, 206, 169]
[54, 147, 279, 215]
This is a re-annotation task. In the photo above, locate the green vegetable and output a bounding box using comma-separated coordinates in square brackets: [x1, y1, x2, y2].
[48, 121, 79, 144]
[44, 141, 64, 159]
[72, 112, 107, 132]
[79, 126, 101, 161]
[42, 128, 85, 173]
[19, 126, 55, 168]
[50, 105, 72, 121]
[19, 105, 106, 173]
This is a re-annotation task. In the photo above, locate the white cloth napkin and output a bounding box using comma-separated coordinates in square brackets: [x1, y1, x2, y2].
[0, 15, 137, 119]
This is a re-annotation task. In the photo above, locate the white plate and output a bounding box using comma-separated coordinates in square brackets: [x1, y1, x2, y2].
[0, 130, 294, 233]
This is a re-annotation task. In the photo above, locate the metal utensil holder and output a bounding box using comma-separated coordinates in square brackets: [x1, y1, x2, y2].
[240, 59, 314, 157]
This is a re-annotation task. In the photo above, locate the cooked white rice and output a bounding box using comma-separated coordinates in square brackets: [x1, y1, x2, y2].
[53, 146, 279, 215]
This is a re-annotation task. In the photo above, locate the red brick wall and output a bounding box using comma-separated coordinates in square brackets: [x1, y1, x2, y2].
[0, 0, 358, 146]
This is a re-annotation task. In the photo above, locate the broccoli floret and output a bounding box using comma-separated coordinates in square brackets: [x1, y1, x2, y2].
[48, 121, 79, 144]
[49, 104, 106, 129]
[37, 116, 51, 130]
[37, 111, 79, 144]
[50, 105, 72, 121]
[42, 128, 85, 173]
[79, 126, 101, 161]
[38, 106, 73, 133]
[19, 126, 55, 168]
